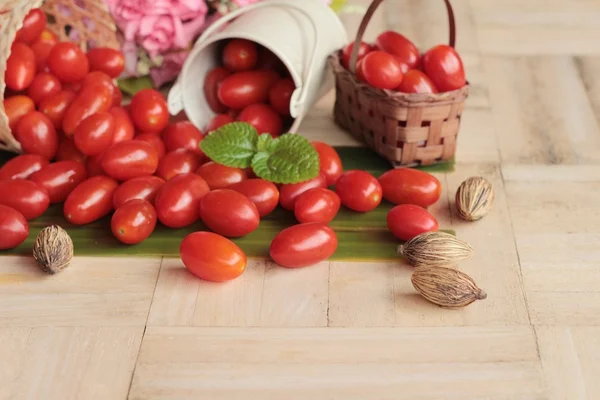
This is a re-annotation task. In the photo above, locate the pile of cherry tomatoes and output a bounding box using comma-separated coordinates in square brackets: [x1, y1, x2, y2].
[341, 30, 466, 93]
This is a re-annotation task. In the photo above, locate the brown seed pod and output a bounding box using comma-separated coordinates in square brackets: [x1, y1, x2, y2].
[33, 225, 73, 274]
[411, 266, 487, 309]
[455, 177, 494, 221]
[398, 231, 474, 268]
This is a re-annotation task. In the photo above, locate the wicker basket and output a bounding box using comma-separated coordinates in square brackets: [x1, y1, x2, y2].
[330, 0, 469, 167]
[0, 0, 118, 153]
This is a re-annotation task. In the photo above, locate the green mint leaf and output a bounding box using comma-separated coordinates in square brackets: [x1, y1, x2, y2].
[250, 134, 320, 184]
[200, 122, 258, 168]
[256, 133, 275, 153]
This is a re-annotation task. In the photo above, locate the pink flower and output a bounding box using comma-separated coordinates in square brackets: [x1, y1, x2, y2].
[149, 51, 189, 87]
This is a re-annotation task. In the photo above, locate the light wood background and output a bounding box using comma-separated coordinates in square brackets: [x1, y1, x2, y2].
[2, 0, 600, 398]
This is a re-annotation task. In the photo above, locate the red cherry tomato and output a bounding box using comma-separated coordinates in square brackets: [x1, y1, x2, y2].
[81, 71, 119, 106]
[375, 31, 420, 71]
[206, 114, 235, 132]
[335, 170, 382, 212]
[154, 173, 209, 228]
[101, 140, 159, 181]
[196, 161, 247, 190]
[111, 199, 157, 244]
[199, 189, 260, 237]
[355, 58, 366, 82]
[135, 133, 166, 159]
[279, 174, 327, 211]
[86, 47, 125, 78]
[39, 90, 76, 130]
[0, 154, 48, 181]
[31, 40, 55, 72]
[15, 8, 46, 44]
[218, 70, 280, 109]
[63, 176, 118, 225]
[238, 103, 283, 137]
[203, 67, 231, 114]
[0, 179, 50, 220]
[56, 139, 85, 164]
[85, 154, 105, 177]
[387, 204, 439, 241]
[29, 160, 87, 203]
[62, 83, 113, 135]
[294, 188, 341, 224]
[26, 72, 62, 105]
[180, 231, 246, 282]
[0, 205, 29, 250]
[156, 149, 203, 181]
[341, 41, 375, 70]
[256, 47, 287, 74]
[222, 39, 258, 72]
[47, 42, 89, 83]
[129, 89, 169, 133]
[270, 222, 338, 268]
[63, 81, 83, 93]
[162, 121, 204, 155]
[5, 43, 36, 91]
[378, 168, 441, 208]
[73, 112, 115, 156]
[422, 45, 466, 92]
[396, 70, 438, 94]
[15, 111, 58, 159]
[109, 106, 135, 144]
[268, 78, 295, 116]
[359, 51, 404, 90]
[312, 141, 343, 186]
[228, 179, 279, 217]
[112, 175, 165, 209]
[4, 95, 35, 131]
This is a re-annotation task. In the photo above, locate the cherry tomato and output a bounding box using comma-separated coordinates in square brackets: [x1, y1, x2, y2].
[312, 141, 343, 186]
[15, 8, 46, 44]
[129, 89, 169, 133]
[73, 112, 115, 156]
[238, 104, 282, 137]
[396, 70, 438, 94]
[359, 51, 404, 90]
[294, 188, 341, 224]
[101, 140, 159, 181]
[81, 71, 119, 106]
[111, 199, 156, 244]
[256, 47, 287, 74]
[29, 160, 87, 203]
[279, 174, 327, 210]
[109, 106, 135, 144]
[4, 95, 35, 131]
[156, 149, 203, 181]
[387, 204, 439, 241]
[378, 168, 441, 208]
[5, 43, 36, 91]
[33, 28, 58, 45]
[112, 176, 165, 209]
[268, 78, 295, 116]
[64, 176, 118, 225]
[180, 231, 246, 282]
[135, 133, 166, 159]
[26, 72, 62, 105]
[0, 204, 29, 250]
[422, 45, 466, 92]
[341, 41, 375, 70]
[218, 70, 280, 109]
[62, 83, 113, 135]
[162, 121, 204, 155]
[39, 90, 76, 130]
[85, 154, 105, 177]
[86, 47, 125, 78]
[335, 170, 382, 212]
[222, 39, 258, 72]
[154, 173, 209, 228]
[355, 58, 366, 82]
[203, 67, 231, 113]
[47, 42, 89, 83]
[206, 114, 235, 132]
[270, 222, 338, 268]
[31, 40, 55, 72]
[375, 31, 420, 71]
[0, 179, 50, 220]
[195, 161, 247, 190]
[199, 189, 259, 237]
[56, 139, 85, 164]
[0, 154, 48, 181]
[228, 179, 279, 217]
[63, 81, 83, 93]
[15, 111, 58, 159]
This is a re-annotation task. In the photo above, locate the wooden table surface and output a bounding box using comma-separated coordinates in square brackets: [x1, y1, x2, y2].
[2, 1, 600, 399]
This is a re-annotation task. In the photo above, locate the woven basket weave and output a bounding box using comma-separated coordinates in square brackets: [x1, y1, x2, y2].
[330, 0, 469, 167]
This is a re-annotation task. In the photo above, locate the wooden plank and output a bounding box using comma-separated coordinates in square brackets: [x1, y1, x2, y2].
[502, 164, 600, 182]
[576, 56, 600, 128]
[0, 328, 31, 400]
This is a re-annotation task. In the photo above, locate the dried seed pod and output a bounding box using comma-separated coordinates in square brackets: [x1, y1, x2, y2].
[411, 266, 487, 309]
[33, 225, 73, 274]
[455, 177, 494, 221]
[398, 231, 474, 268]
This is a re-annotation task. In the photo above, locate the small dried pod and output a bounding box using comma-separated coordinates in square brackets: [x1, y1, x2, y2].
[411, 266, 487, 309]
[33, 225, 74, 274]
[398, 231, 474, 268]
[455, 177, 494, 221]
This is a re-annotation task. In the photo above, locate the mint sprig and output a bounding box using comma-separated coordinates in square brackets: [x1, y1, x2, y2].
[200, 122, 320, 184]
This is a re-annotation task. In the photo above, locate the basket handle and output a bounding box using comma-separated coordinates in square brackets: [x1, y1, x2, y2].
[349, 0, 456, 74]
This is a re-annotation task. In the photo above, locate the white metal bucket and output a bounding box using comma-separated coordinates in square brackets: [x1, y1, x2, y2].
[167, 0, 347, 133]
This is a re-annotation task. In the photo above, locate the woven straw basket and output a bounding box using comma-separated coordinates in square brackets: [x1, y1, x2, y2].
[0, 0, 118, 153]
[330, 0, 469, 167]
